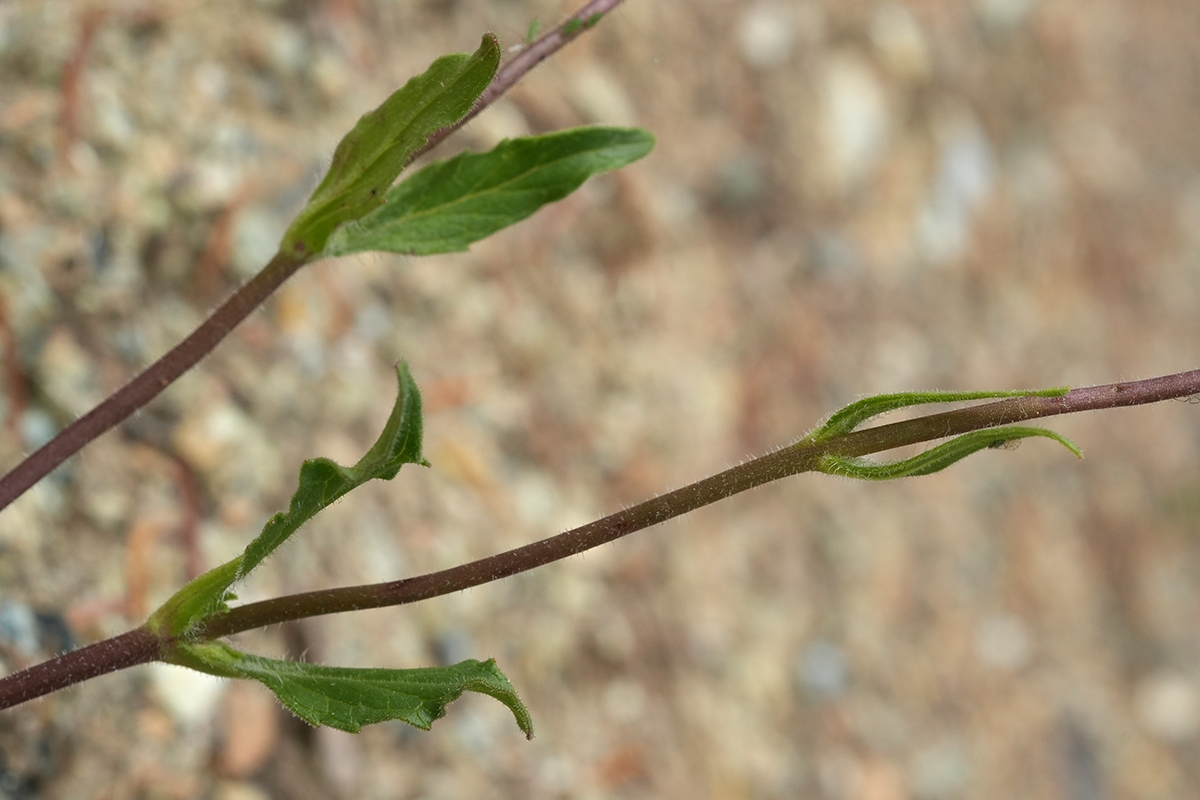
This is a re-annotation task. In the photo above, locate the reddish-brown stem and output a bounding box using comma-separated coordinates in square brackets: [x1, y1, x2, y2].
[0, 627, 160, 709]
[195, 369, 1200, 639]
[411, 0, 628, 163]
[0, 0, 625, 515]
[0, 251, 306, 512]
[2, 369, 1198, 710]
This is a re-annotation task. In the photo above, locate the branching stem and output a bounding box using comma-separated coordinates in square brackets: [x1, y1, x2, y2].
[3, 368, 1196, 710]
[196, 369, 1200, 637]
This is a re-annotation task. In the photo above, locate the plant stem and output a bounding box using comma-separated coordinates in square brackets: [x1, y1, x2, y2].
[0, 0, 622, 515]
[195, 368, 1200, 639]
[2, 369, 1198, 709]
[0, 627, 160, 709]
[0, 251, 306, 514]
[412, 0, 628, 163]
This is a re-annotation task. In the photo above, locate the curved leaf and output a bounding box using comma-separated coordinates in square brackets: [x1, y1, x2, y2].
[818, 425, 1082, 480]
[171, 642, 533, 737]
[147, 363, 426, 638]
[240, 361, 427, 578]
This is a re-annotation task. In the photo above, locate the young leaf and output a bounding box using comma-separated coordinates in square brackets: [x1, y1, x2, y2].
[819, 425, 1082, 480]
[147, 363, 426, 638]
[807, 387, 1070, 442]
[170, 641, 533, 737]
[280, 35, 501, 258]
[145, 559, 241, 639]
[324, 127, 655, 257]
[238, 361, 427, 579]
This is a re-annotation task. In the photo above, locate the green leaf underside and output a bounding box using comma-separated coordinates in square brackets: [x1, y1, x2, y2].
[281, 35, 501, 257]
[819, 425, 1082, 481]
[808, 387, 1070, 443]
[172, 642, 533, 737]
[148, 364, 426, 638]
[324, 127, 655, 257]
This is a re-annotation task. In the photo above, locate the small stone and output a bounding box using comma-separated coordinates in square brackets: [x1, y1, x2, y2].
[1135, 673, 1200, 742]
[570, 65, 636, 127]
[818, 51, 890, 191]
[0, 602, 40, 657]
[910, 740, 970, 800]
[232, 205, 287, 279]
[712, 151, 767, 209]
[19, 408, 58, 451]
[603, 678, 647, 723]
[36, 326, 98, 416]
[871, 4, 932, 82]
[214, 782, 272, 800]
[797, 639, 849, 698]
[194, 62, 232, 104]
[187, 159, 242, 211]
[915, 110, 994, 266]
[149, 662, 227, 728]
[738, 3, 795, 70]
[974, 614, 1031, 671]
[974, 0, 1037, 33]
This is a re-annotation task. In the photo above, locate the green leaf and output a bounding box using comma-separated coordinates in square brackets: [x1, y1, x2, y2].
[147, 363, 426, 638]
[281, 35, 501, 258]
[238, 361, 427, 579]
[807, 387, 1070, 443]
[145, 560, 240, 639]
[818, 425, 1082, 480]
[170, 641, 533, 737]
[324, 127, 655, 257]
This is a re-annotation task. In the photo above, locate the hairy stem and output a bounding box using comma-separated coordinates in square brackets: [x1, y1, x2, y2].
[0, 627, 160, 709]
[412, 0, 627, 163]
[196, 369, 1200, 638]
[1, 369, 1198, 710]
[0, 251, 305, 513]
[0, 0, 621, 515]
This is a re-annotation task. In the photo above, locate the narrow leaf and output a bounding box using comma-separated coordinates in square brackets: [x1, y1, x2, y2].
[147, 363, 426, 638]
[281, 35, 501, 257]
[818, 425, 1082, 481]
[324, 127, 655, 257]
[238, 361, 427, 579]
[807, 387, 1070, 443]
[171, 642, 534, 737]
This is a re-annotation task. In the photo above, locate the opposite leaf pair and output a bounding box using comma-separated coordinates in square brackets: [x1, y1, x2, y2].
[282, 33, 655, 262]
[149, 365, 530, 737]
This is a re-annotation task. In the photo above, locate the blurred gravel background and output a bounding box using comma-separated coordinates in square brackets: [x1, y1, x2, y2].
[2, 0, 1200, 798]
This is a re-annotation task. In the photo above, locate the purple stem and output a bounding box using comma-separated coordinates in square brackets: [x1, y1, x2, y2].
[0, 0, 628, 515]
[2, 368, 1198, 710]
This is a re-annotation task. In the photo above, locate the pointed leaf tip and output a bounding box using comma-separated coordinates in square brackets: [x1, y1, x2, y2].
[238, 362, 425, 578]
[819, 425, 1081, 481]
[325, 126, 655, 257]
[147, 364, 426, 638]
[281, 35, 501, 258]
